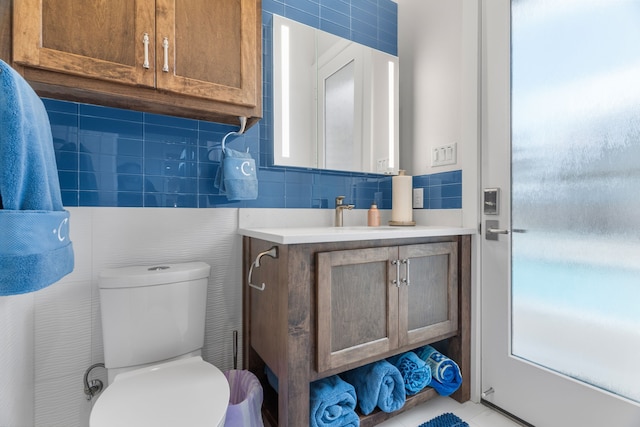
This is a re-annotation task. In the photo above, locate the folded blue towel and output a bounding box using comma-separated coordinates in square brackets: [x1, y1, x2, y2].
[310, 376, 359, 427]
[0, 60, 74, 295]
[340, 360, 406, 416]
[214, 147, 258, 201]
[387, 351, 432, 395]
[265, 366, 359, 427]
[415, 345, 462, 397]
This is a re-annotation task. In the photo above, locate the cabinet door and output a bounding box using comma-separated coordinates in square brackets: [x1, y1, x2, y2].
[398, 242, 458, 347]
[13, 0, 155, 87]
[316, 247, 398, 372]
[156, 0, 259, 108]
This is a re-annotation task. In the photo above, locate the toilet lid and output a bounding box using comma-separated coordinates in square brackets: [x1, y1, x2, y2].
[90, 356, 229, 427]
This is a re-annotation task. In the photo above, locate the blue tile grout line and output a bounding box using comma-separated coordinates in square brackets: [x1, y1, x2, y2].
[45, 0, 460, 210]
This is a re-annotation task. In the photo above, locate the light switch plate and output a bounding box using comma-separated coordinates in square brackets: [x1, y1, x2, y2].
[431, 143, 457, 167]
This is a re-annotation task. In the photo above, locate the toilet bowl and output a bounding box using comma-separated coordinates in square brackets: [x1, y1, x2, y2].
[90, 356, 229, 427]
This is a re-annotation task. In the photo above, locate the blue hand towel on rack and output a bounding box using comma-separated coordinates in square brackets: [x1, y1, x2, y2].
[415, 345, 462, 397]
[340, 360, 406, 416]
[0, 60, 74, 296]
[214, 146, 258, 201]
[387, 351, 432, 395]
[310, 375, 360, 427]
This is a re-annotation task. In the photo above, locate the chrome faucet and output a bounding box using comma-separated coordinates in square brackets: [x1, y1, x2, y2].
[334, 196, 354, 227]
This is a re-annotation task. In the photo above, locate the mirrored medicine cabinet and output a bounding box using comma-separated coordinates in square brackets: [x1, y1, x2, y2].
[272, 15, 399, 174]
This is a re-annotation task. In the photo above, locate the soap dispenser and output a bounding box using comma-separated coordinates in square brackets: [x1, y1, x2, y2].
[367, 202, 380, 227]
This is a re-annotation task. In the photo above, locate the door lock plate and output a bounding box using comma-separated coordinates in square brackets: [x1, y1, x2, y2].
[483, 188, 500, 215]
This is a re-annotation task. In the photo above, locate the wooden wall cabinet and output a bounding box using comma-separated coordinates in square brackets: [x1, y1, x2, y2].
[243, 235, 471, 427]
[9, 0, 261, 127]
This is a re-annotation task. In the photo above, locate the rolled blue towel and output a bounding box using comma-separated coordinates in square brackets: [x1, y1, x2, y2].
[415, 345, 462, 397]
[310, 376, 359, 427]
[0, 59, 74, 295]
[265, 366, 359, 427]
[387, 351, 432, 395]
[340, 360, 406, 416]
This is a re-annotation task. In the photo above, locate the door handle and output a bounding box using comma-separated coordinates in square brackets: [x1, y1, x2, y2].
[485, 220, 509, 240]
[488, 227, 509, 234]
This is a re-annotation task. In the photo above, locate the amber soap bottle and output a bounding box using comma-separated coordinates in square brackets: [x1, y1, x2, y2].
[367, 202, 380, 227]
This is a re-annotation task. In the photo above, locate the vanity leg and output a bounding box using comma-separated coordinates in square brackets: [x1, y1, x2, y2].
[279, 247, 312, 426]
[449, 235, 471, 402]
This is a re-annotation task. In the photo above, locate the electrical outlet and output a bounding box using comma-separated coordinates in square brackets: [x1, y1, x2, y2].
[431, 143, 457, 167]
[413, 188, 424, 209]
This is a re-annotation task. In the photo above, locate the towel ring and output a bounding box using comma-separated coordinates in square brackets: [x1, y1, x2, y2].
[221, 116, 248, 153]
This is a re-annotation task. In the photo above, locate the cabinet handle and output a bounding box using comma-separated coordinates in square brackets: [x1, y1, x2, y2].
[142, 33, 150, 69]
[401, 259, 411, 286]
[391, 259, 401, 287]
[162, 37, 170, 72]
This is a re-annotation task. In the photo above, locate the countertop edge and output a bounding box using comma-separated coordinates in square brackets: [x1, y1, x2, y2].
[238, 226, 477, 244]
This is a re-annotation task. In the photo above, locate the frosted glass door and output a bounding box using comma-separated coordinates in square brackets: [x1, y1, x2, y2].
[511, 0, 640, 403]
[481, 1, 640, 424]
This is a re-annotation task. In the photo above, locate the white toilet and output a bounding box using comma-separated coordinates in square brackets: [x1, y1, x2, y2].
[90, 262, 230, 427]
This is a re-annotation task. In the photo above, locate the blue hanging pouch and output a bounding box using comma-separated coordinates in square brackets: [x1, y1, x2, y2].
[214, 147, 258, 201]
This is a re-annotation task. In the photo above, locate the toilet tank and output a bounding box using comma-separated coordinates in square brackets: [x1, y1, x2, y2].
[98, 262, 211, 370]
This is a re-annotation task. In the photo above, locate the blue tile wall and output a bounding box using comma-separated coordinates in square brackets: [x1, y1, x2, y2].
[412, 171, 462, 209]
[46, 0, 462, 210]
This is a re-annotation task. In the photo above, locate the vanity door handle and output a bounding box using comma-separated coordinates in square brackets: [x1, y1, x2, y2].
[401, 259, 410, 286]
[391, 260, 401, 287]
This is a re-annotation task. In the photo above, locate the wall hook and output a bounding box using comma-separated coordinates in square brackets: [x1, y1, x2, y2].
[247, 246, 278, 291]
[221, 116, 248, 153]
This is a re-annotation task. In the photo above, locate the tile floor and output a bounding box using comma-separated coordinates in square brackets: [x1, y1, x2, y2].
[376, 396, 524, 427]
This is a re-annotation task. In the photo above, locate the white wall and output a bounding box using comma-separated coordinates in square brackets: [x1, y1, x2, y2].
[398, 0, 463, 176]
[1, 208, 243, 427]
[398, 0, 482, 401]
[398, 0, 480, 229]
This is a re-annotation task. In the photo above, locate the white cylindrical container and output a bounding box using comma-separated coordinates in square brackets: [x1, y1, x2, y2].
[390, 170, 415, 225]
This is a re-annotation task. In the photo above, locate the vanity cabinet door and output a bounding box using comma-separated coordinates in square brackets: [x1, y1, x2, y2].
[316, 247, 399, 373]
[398, 242, 458, 347]
[316, 241, 459, 373]
[156, 0, 259, 108]
[13, 0, 155, 87]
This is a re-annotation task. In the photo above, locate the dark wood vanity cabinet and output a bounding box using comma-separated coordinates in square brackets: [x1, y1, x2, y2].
[243, 235, 471, 427]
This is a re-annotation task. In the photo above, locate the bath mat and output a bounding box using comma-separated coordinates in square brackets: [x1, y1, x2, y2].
[418, 412, 469, 427]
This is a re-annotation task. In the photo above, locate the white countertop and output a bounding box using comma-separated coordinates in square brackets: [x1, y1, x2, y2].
[238, 225, 477, 244]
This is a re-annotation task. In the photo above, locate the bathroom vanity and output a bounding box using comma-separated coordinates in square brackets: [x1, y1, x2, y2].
[239, 226, 474, 426]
